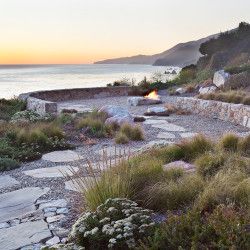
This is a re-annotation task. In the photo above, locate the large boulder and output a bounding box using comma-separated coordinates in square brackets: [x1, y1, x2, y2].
[213, 70, 230, 88]
[175, 88, 186, 95]
[127, 97, 162, 106]
[99, 105, 130, 117]
[99, 105, 133, 126]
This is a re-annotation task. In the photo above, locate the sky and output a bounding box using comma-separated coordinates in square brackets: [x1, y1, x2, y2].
[0, 0, 250, 64]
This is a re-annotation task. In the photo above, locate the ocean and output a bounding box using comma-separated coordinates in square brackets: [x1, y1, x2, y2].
[0, 64, 178, 99]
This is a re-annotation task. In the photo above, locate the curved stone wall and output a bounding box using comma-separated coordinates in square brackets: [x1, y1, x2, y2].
[23, 87, 131, 115]
[174, 97, 250, 128]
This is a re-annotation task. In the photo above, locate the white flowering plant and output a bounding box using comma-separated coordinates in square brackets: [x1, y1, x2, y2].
[69, 198, 156, 249]
[11, 110, 53, 123]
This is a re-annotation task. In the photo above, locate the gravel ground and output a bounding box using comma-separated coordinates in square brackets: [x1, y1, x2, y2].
[1, 95, 249, 229]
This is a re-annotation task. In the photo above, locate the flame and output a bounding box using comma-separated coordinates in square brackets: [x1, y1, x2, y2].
[144, 90, 160, 100]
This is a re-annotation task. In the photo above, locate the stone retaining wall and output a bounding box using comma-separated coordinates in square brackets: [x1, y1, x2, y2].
[22, 87, 131, 115]
[174, 97, 250, 128]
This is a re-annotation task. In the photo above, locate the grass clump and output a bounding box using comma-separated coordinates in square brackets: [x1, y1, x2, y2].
[145, 174, 204, 211]
[219, 133, 239, 152]
[195, 152, 226, 179]
[115, 132, 129, 144]
[0, 157, 19, 171]
[238, 134, 250, 156]
[120, 123, 144, 141]
[178, 134, 214, 161]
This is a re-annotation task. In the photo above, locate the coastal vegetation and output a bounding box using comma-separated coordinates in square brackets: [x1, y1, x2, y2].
[50, 134, 250, 249]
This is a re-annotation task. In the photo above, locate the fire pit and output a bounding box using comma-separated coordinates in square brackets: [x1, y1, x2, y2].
[127, 90, 163, 106]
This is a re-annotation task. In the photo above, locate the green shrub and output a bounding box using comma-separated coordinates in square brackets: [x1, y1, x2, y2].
[142, 205, 249, 250]
[56, 113, 74, 125]
[195, 152, 226, 178]
[0, 98, 26, 121]
[11, 110, 52, 123]
[0, 157, 20, 171]
[219, 133, 239, 152]
[145, 174, 204, 211]
[115, 132, 129, 144]
[225, 63, 250, 74]
[68, 198, 156, 249]
[163, 167, 184, 181]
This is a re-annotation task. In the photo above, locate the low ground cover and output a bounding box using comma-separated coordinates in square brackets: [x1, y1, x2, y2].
[198, 90, 250, 105]
[51, 134, 249, 249]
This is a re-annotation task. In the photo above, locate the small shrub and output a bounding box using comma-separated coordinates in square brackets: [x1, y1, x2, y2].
[115, 132, 129, 144]
[68, 198, 156, 249]
[143, 205, 249, 249]
[0, 98, 26, 121]
[195, 152, 226, 179]
[163, 167, 184, 181]
[56, 113, 74, 125]
[219, 133, 239, 152]
[242, 96, 250, 105]
[0, 157, 19, 171]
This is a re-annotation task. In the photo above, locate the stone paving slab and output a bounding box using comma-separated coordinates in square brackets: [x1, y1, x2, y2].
[157, 132, 176, 139]
[0, 220, 52, 250]
[65, 177, 98, 192]
[144, 119, 168, 125]
[42, 150, 83, 163]
[180, 132, 198, 138]
[0, 187, 50, 223]
[24, 166, 79, 178]
[152, 122, 186, 132]
[0, 175, 20, 189]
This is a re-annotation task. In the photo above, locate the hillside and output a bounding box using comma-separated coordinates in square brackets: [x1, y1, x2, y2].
[94, 34, 217, 67]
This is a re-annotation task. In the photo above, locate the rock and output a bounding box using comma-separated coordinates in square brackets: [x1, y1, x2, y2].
[163, 160, 195, 173]
[0, 222, 10, 229]
[0, 187, 49, 223]
[99, 105, 133, 125]
[175, 88, 185, 94]
[0, 175, 20, 189]
[56, 208, 69, 214]
[24, 166, 79, 178]
[39, 199, 67, 210]
[213, 70, 230, 88]
[157, 132, 176, 139]
[147, 107, 166, 113]
[133, 116, 146, 122]
[46, 236, 60, 246]
[9, 219, 20, 227]
[105, 114, 133, 126]
[44, 212, 56, 217]
[0, 220, 52, 250]
[44, 207, 57, 213]
[52, 228, 70, 238]
[46, 214, 66, 223]
[42, 150, 83, 163]
[127, 97, 162, 106]
[199, 85, 217, 94]
[99, 105, 129, 117]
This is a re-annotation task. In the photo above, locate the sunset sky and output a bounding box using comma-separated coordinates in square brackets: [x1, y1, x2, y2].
[0, 0, 249, 64]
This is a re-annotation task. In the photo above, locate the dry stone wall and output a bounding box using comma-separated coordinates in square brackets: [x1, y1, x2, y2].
[174, 97, 250, 128]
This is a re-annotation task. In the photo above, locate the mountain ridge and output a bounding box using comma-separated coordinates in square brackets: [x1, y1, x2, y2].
[94, 34, 218, 67]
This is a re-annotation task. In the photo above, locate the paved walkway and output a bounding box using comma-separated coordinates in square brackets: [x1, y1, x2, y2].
[1, 96, 249, 249]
